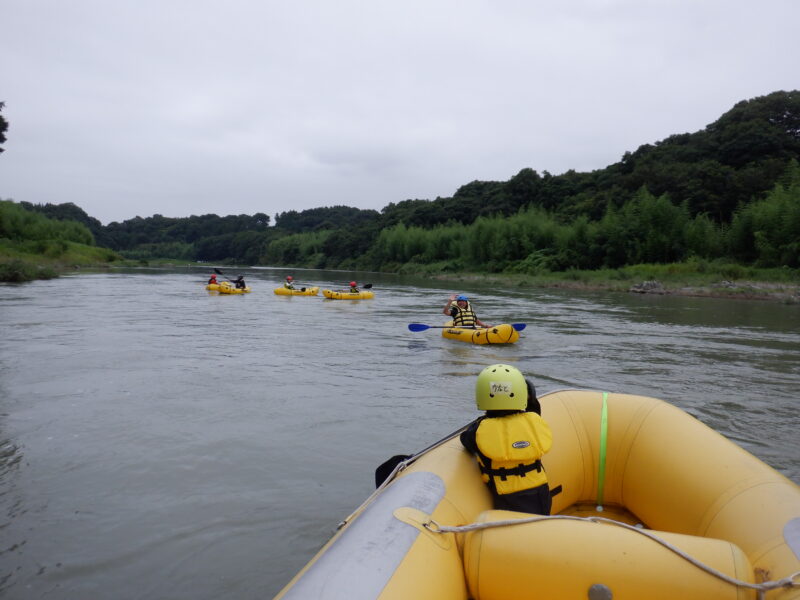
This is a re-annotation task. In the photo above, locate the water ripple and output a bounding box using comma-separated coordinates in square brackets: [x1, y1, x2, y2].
[0, 269, 797, 599]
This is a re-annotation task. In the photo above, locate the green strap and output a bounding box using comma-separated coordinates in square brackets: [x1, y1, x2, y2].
[597, 392, 609, 508]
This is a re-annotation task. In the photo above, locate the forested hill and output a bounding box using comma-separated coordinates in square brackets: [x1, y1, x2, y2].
[14, 90, 800, 271]
[408, 89, 800, 226]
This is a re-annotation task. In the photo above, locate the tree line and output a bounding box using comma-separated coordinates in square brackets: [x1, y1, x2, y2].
[365, 164, 800, 273]
[1, 199, 94, 247]
[5, 90, 800, 273]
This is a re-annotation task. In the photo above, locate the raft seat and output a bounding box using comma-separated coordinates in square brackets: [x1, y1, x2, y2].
[463, 509, 755, 600]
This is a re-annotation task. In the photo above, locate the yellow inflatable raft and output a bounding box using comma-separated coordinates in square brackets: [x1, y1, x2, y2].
[274, 390, 800, 600]
[217, 282, 251, 294]
[322, 289, 374, 300]
[205, 283, 221, 291]
[274, 286, 319, 296]
[441, 322, 520, 345]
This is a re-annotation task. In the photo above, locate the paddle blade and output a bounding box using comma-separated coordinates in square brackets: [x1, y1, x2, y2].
[214, 268, 224, 275]
[408, 323, 430, 332]
[363, 283, 373, 289]
[512, 323, 527, 331]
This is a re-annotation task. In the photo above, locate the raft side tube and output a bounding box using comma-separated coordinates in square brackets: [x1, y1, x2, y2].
[275, 472, 446, 600]
[464, 510, 755, 600]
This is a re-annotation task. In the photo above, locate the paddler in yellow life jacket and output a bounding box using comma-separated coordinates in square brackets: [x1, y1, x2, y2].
[284, 275, 295, 290]
[460, 364, 553, 515]
[443, 294, 488, 328]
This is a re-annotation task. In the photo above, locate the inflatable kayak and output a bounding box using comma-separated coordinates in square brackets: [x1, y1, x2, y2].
[322, 289, 374, 300]
[274, 286, 319, 296]
[274, 390, 800, 600]
[205, 283, 221, 291]
[441, 321, 520, 345]
[217, 282, 251, 294]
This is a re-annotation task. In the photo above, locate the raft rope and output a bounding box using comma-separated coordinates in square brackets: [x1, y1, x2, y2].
[596, 391, 608, 509]
[423, 514, 800, 600]
[338, 457, 409, 530]
[336, 420, 477, 530]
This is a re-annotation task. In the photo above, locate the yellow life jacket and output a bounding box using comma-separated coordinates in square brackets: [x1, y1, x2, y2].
[451, 301, 477, 327]
[475, 412, 552, 495]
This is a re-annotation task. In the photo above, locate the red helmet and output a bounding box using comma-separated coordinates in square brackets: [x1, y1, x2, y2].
[210, 274, 216, 279]
[350, 281, 357, 287]
[286, 276, 293, 281]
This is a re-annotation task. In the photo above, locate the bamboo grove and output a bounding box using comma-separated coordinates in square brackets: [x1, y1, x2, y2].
[265, 165, 800, 273]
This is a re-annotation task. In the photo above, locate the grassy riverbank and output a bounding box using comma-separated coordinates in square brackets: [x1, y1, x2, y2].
[425, 261, 800, 303]
[0, 239, 123, 282]
[4, 242, 799, 304]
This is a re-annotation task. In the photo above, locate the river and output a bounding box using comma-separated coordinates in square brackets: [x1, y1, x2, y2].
[1, 267, 798, 599]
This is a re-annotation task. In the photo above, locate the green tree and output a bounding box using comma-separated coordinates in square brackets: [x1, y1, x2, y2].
[728, 160, 800, 267]
[0, 101, 7, 154]
[0, 200, 94, 245]
[684, 213, 724, 259]
[707, 91, 800, 167]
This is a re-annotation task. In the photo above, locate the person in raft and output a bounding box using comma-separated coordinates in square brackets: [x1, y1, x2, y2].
[443, 294, 488, 328]
[349, 281, 360, 293]
[460, 364, 553, 515]
[208, 273, 217, 285]
[234, 275, 247, 289]
[284, 275, 295, 290]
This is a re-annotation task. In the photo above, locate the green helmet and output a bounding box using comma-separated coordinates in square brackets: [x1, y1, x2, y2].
[475, 364, 527, 410]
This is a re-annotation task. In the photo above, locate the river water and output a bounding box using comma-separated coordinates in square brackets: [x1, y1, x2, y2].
[1, 268, 798, 599]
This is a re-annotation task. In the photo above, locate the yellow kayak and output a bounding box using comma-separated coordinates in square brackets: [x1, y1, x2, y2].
[322, 289, 374, 300]
[205, 283, 221, 291]
[274, 286, 319, 296]
[441, 321, 520, 344]
[217, 282, 251, 294]
[274, 390, 800, 600]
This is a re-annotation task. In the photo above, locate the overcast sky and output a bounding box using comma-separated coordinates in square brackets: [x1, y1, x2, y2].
[1, 0, 798, 225]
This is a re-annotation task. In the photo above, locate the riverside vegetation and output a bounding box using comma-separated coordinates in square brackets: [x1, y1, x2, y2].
[0, 200, 122, 281]
[1, 91, 799, 300]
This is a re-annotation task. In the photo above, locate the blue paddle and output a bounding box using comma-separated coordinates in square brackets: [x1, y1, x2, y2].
[408, 323, 526, 332]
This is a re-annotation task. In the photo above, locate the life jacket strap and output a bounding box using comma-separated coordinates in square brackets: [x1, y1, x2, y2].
[480, 460, 542, 481]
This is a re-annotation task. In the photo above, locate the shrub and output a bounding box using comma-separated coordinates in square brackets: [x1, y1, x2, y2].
[0, 259, 58, 282]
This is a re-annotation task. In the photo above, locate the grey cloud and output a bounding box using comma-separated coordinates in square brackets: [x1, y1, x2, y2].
[1, 0, 798, 224]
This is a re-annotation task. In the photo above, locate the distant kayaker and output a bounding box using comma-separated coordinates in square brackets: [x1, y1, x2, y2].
[234, 275, 247, 289]
[208, 274, 217, 285]
[460, 364, 552, 515]
[349, 280, 359, 293]
[443, 294, 488, 328]
[284, 275, 295, 290]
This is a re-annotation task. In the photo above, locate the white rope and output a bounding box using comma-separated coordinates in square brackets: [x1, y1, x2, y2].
[424, 514, 800, 598]
[336, 459, 411, 529]
[336, 421, 477, 529]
